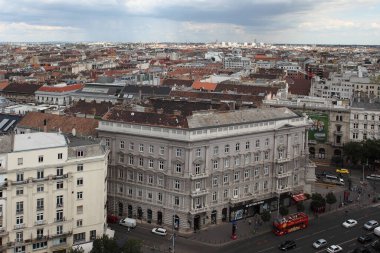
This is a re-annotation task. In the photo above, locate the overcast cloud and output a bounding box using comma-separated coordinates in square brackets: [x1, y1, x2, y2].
[0, 0, 379, 44]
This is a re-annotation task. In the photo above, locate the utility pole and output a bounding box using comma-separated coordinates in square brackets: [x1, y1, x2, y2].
[171, 207, 176, 253]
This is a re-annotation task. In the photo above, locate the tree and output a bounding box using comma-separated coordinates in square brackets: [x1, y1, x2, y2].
[296, 202, 305, 212]
[279, 206, 289, 216]
[310, 193, 326, 212]
[90, 235, 119, 253]
[343, 141, 363, 165]
[122, 239, 143, 253]
[325, 192, 337, 210]
[261, 210, 271, 222]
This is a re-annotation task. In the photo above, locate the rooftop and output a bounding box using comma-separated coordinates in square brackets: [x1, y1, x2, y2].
[13, 132, 67, 152]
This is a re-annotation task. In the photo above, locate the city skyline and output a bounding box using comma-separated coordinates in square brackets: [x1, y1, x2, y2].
[0, 0, 380, 44]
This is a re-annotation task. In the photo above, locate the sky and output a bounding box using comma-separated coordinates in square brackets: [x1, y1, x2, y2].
[0, 0, 380, 44]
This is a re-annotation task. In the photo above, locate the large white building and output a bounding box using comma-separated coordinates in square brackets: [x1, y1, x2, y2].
[350, 102, 380, 142]
[99, 107, 314, 232]
[0, 132, 108, 253]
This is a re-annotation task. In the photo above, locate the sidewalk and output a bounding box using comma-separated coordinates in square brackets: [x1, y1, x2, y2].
[183, 182, 378, 247]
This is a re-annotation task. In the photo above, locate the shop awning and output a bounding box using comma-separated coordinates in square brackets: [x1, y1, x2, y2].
[292, 193, 306, 202]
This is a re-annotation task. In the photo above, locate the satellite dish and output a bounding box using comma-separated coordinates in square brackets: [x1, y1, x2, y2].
[72, 128, 76, 136]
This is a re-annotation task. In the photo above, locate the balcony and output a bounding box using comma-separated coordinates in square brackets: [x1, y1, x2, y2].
[332, 142, 343, 147]
[56, 203, 64, 208]
[16, 210, 23, 215]
[275, 187, 290, 194]
[50, 231, 72, 239]
[191, 189, 209, 197]
[32, 235, 48, 242]
[0, 228, 8, 236]
[275, 157, 291, 163]
[35, 220, 46, 226]
[275, 171, 292, 178]
[229, 194, 255, 204]
[189, 206, 208, 215]
[334, 130, 343, 136]
[54, 217, 66, 223]
[190, 173, 208, 180]
[36, 206, 44, 212]
[14, 224, 25, 230]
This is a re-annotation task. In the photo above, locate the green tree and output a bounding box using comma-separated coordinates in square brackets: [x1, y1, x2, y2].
[90, 235, 119, 253]
[279, 206, 289, 216]
[122, 239, 143, 253]
[296, 202, 305, 212]
[310, 193, 326, 212]
[325, 192, 337, 210]
[343, 141, 363, 165]
[261, 210, 271, 222]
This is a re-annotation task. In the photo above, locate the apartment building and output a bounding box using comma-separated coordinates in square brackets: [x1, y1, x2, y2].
[223, 56, 251, 69]
[99, 107, 314, 232]
[350, 102, 380, 142]
[0, 132, 108, 253]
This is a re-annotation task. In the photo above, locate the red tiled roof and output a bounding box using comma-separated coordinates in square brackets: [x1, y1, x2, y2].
[285, 77, 311, 96]
[38, 83, 83, 93]
[17, 112, 99, 137]
[192, 80, 217, 91]
[0, 80, 9, 91]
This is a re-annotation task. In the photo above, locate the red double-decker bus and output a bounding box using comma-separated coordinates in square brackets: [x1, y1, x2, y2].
[273, 212, 309, 236]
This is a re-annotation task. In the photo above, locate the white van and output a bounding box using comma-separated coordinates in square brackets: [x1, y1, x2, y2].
[119, 218, 137, 228]
[374, 227, 380, 237]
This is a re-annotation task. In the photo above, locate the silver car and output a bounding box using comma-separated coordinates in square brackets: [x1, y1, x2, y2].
[313, 239, 327, 249]
[364, 220, 379, 230]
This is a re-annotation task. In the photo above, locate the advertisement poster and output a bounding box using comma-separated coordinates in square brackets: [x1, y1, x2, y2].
[307, 113, 329, 143]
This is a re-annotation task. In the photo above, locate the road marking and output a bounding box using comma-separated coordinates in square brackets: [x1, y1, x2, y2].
[315, 237, 358, 253]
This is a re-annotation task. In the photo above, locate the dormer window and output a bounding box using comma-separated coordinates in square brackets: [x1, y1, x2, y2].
[77, 150, 84, 157]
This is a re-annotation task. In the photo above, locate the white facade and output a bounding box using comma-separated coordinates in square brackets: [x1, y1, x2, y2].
[350, 106, 380, 141]
[0, 133, 108, 253]
[223, 56, 251, 69]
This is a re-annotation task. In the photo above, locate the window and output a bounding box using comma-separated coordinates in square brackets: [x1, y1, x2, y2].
[244, 185, 249, 194]
[235, 157, 240, 166]
[74, 232, 85, 243]
[176, 163, 182, 173]
[56, 181, 63, 189]
[139, 144, 144, 152]
[212, 192, 217, 202]
[233, 188, 238, 198]
[56, 210, 63, 221]
[105, 138, 110, 147]
[212, 177, 218, 186]
[37, 184, 44, 192]
[223, 189, 228, 199]
[77, 150, 84, 157]
[38, 155, 44, 163]
[128, 171, 134, 180]
[77, 178, 83, 186]
[16, 232, 23, 242]
[245, 141, 250, 150]
[213, 146, 219, 155]
[90, 230, 96, 240]
[77, 205, 83, 214]
[195, 181, 201, 190]
[158, 177, 163, 186]
[158, 192, 163, 202]
[159, 146, 165, 155]
[234, 172, 240, 181]
[57, 195, 63, 207]
[264, 151, 269, 160]
[138, 157, 144, 166]
[278, 150, 284, 159]
[18, 158, 23, 165]
[16, 188, 24, 195]
[224, 144, 230, 153]
[354, 114, 359, 120]
[176, 148, 182, 157]
[159, 160, 164, 170]
[128, 156, 134, 165]
[37, 213, 44, 221]
[16, 172, 24, 182]
[77, 192, 83, 200]
[129, 142, 134, 150]
[120, 140, 125, 149]
[254, 168, 258, 177]
[119, 154, 124, 163]
[194, 164, 200, 175]
[174, 180, 180, 190]
[224, 158, 230, 168]
[58, 153, 63, 159]
[57, 225, 63, 235]
[37, 198, 44, 210]
[195, 148, 201, 157]
[77, 164, 83, 172]
[235, 143, 240, 151]
[363, 133, 367, 140]
[128, 188, 133, 195]
[148, 159, 154, 168]
[263, 180, 268, 189]
[148, 175, 153, 184]
[353, 132, 358, 139]
[174, 196, 180, 206]
[138, 173, 143, 182]
[364, 114, 368, 120]
[244, 154, 250, 165]
[255, 140, 260, 147]
[56, 167, 63, 176]
[254, 153, 259, 162]
[254, 182, 259, 191]
[264, 166, 269, 175]
[16, 201, 23, 214]
[77, 219, 83, 227]
[149, 145, 154, 153]
[265, 138, 269, 146]
[223, 175, 229, 184]
[244, 170, 249, 179]
[16, 216, 23, 225]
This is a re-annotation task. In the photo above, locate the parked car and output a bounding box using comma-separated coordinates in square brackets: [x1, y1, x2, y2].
[151, 228, 167, 236]
[375, 227, 380, 237]
[313, 239, 327, 249]
[119, 218, 137, 228]
[364, 220, 379, 230]
[279, 240, 296, 251]
[358, 235, 373, 244]
[342, 219, 358, 228]
[336, 168, 350, 174]
[326, 245, 343, 253]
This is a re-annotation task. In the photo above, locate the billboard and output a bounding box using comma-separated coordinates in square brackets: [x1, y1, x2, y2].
[307, 113, 329, 143]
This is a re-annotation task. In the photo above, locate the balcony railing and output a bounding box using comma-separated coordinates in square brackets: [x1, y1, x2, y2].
[275, 187, 289, 194]
[191, 189, 209, 197]
[54, 217, 65, 223]
[56, 203, 64, 208]
[36, 206, 44, 211]
[14, 224, 25, 230]
[275, 157, 291, 163]
[189, 206, 208, 214]
[190, 173, 208, 180]
[275, 171, 292, 178]
[35, 220, 46, 226]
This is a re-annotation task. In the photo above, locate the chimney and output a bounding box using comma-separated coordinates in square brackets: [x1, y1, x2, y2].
[43, 119, 47, 133]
